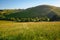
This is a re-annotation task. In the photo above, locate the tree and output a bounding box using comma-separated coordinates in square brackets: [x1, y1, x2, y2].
[10, 17, 16, 21]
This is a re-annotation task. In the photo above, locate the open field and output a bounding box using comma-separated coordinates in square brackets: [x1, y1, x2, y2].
[0, 20, 60, 40]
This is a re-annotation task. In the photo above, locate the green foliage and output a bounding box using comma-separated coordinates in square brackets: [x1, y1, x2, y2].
[13, 17, 50, 22]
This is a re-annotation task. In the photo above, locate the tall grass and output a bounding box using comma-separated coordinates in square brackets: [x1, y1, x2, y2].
[0, 21, 60, 40]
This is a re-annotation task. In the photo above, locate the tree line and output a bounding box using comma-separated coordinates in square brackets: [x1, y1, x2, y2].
[0, 16, 50, 22]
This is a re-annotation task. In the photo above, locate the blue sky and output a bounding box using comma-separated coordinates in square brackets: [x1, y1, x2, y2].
[0, 0, 60, 9]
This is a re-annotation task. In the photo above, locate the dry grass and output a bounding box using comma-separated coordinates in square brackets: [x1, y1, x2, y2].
[0, 21, 60, 40]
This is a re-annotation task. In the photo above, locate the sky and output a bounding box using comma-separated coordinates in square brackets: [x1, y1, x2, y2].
[0, 0, 60, 9]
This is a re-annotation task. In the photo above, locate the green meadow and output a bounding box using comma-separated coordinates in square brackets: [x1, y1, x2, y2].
[0, 20, 60, 40]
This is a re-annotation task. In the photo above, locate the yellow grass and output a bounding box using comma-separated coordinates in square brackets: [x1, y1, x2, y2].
[0, 20, 60, 40]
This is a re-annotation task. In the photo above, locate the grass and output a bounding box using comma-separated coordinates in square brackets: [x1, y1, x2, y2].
[0, 20, 60, 40]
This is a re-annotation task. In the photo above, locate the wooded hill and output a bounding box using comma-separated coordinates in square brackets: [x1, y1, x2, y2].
[0, 5, 60, 22]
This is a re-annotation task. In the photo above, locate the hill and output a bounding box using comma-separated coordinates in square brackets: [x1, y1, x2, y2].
[0, 5, 60, 21]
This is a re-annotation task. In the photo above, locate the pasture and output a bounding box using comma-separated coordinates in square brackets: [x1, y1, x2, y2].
[0, 21, 60, 40]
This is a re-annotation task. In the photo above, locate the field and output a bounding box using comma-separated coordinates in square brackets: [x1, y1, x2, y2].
[0, 20, 60, 40]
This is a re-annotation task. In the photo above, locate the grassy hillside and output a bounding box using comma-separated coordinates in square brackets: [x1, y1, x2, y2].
[8, 5, 60, 17]
[0, 9, 23, 14]
[0, 20, 60, 40]
[0, 5, 60, 21]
